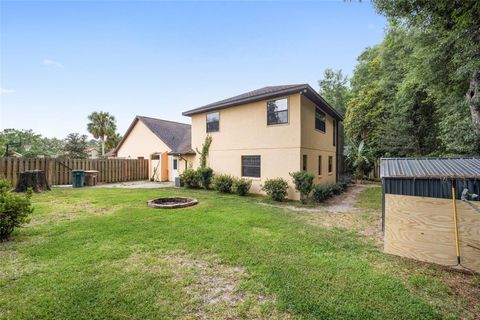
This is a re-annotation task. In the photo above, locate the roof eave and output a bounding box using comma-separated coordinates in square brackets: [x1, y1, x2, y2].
[182, 84, 343, 121]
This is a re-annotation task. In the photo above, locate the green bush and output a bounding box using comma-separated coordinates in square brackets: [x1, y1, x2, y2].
[290, 171, 315, 204]
[262, 178, 289, 202]
[0, 179, 33, 241]
[232, 178, 252, 196]
[197, 167, 214, 189]
[212, 174, 234, 193]
[312, 184, 335, 202]
[180, 168, 201, 188]
[312, 181, 349, 203]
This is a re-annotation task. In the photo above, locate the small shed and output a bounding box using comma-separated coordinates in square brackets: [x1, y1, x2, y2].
[381, 158, 480, 272]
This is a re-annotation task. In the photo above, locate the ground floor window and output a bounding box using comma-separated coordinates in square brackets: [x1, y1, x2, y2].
[173, 159, 178, 170]
[318, 155, 322, 175]
[328, 156, 333, 173]
[242, 155, 261, 178]
[303, 155, 307, 171]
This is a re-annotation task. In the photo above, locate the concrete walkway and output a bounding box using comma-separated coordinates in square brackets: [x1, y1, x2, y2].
[93, 180, 175, 188]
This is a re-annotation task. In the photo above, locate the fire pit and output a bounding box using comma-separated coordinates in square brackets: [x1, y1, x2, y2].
[147, 197, 198, 209]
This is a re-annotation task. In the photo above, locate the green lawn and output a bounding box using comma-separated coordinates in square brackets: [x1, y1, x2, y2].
[356, 185, 383, 212]
[0, 187, 478, 319]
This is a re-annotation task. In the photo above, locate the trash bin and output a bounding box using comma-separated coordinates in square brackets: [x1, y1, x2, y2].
[84, 170, 99, 186]
[72, 170, 85, 188]
[175, 177, 181, 187]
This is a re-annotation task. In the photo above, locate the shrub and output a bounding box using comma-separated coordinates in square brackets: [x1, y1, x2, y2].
[312, 184, 335, 203]
[212, 174, 234, 193]
[180, 168, 201, 188]
[198, 167, 214, 189]
[232, 178, 252, 196]
[262, 178, 289, 202]
[0, 179, 33, 241]
[312, 181, 350, 203]
[290, 171, 315, 204]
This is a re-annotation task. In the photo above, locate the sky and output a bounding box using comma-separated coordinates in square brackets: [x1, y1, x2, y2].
[0, 0, 387, 139]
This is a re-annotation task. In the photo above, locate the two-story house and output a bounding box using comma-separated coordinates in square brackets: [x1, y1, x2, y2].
[183, 84, 343, 199]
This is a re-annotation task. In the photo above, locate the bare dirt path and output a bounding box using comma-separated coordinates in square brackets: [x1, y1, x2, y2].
[323, 183, 377, 213]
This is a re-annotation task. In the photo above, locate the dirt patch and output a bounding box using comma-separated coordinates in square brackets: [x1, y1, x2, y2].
[27, 202, 116, 226]
[121, 251, 287, 319]
[324, 184, 377, 213]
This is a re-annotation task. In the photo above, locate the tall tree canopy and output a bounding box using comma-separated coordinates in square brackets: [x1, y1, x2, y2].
[63, 133, 89, 159]
[87, 111, 117, 156]
[341, 1, 480, 158]
[0, 129, 64, 158]
[318, 69, 350, 116]
[373, 0, 480, 152]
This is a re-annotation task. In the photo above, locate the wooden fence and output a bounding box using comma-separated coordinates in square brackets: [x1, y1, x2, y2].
[0, 157, 149, 186]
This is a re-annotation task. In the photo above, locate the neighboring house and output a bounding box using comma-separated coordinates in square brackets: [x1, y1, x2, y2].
[114, 116, 194, 182]
[86, 146, 99, 159]
[183, 84, 343, 199]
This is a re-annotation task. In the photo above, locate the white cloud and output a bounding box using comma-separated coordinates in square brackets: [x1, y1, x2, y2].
[42, 58, 63, 68]
[0, 87, 15, 95]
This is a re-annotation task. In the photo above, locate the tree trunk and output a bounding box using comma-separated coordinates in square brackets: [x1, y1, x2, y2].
[466, 69, 480, 135]
[101, 137, 105, 156]
[14, 170, 51, 193]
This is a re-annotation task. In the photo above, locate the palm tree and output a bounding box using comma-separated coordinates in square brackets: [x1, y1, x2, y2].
[87, 111, 117, 156]
[346, 140, 371, 182]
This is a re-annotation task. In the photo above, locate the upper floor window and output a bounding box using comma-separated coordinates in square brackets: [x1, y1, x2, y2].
[315, 108, 326, 132]
[267, 98, 288, 125]
[242, 155, 261, 178]
[206, 112, 219, 132]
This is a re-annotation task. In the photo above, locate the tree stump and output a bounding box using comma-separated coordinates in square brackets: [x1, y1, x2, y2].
[14, 170, 51, 193]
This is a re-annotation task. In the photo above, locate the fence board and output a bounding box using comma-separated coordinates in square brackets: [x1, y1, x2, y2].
[0, 158, 149, 186]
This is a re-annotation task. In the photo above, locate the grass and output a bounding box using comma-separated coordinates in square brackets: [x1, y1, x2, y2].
[356, 185, 383, 212]
[0, 186, 478, 319]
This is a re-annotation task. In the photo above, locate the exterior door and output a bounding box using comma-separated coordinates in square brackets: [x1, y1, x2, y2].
[170, 156, 179, 181]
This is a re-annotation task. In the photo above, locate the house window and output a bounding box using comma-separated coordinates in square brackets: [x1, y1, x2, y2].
[267, 98, 288, 125]
[302, 155, 307, 171]
[173, 159, 178, 170]
[151, 154, 160, 160]
[242, 155, 261, 178]
[206, 112, 219, 132]
[333, 119, 336, 146]
[328, 156, 333, 173]
[315, 108, 326, 132]
[318, 155, 322, 175]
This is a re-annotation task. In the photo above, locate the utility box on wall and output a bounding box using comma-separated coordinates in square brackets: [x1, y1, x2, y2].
[381, 158, 480, 273]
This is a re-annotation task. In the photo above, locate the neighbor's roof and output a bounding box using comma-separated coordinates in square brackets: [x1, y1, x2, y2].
[380, 158, 480, 179]
[182, 84, 343, 121]
[114, 116, 194, 155]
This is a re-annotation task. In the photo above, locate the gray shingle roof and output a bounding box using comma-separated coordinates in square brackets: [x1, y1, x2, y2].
[182, 84, 343, 120]
[380, 158, 480, 179]
[115, 116, 194, 155]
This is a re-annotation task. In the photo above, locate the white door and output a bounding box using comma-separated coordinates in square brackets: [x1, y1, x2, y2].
[170, 156, 179, 181]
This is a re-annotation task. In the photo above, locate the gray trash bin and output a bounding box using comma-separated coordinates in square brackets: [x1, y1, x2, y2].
[175, 177, 181, 187]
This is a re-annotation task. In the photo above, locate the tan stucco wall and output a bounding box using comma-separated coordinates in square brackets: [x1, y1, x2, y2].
[191, 94, 303, 199]
[189, 93, 339, 199]
[116, 120, 172, 180]
[300, 95, 337, 185]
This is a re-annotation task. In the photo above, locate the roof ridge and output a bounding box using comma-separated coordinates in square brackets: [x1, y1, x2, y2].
[137, 115, 190, 126]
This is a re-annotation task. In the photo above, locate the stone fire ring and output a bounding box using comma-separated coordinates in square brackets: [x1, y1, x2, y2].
[147, 197, 198, 209]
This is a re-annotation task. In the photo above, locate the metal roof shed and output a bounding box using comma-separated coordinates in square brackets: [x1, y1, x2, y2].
[380, 158, 480, 272]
